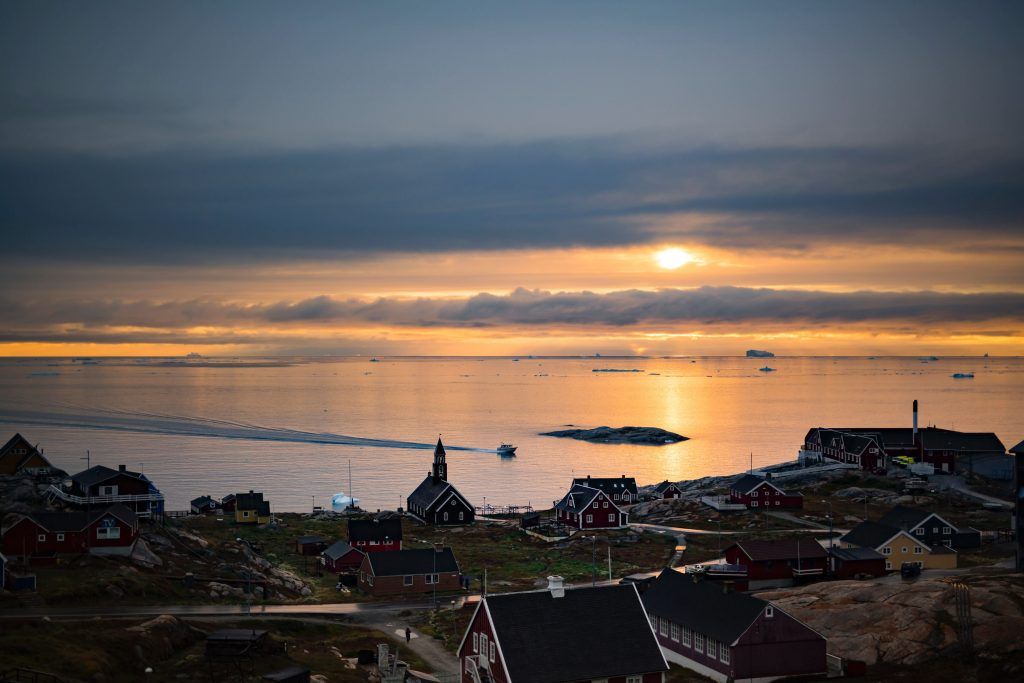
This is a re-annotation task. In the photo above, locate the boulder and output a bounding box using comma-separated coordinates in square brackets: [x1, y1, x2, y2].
[125, 615, 199, 662]
[131, 538, 164, 567]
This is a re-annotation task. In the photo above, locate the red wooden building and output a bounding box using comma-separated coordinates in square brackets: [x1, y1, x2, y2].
[321, 540, 364, 572]
[1, 504, 139, 563]
[723, 538, 827, 590]
[348, 517, 402, 552]
[829, 547, 887, 579]
[0, 433, 54, 475]
[654, 481, 684, 499]
[458, 577, 668, 683]
[358, 546, 460, 597]
[553, 483, 628, 529]
[642, 569, 826, 683]
[729, 474, 803, 509]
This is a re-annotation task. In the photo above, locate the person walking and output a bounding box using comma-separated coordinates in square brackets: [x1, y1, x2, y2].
[405, 626, 411, 644]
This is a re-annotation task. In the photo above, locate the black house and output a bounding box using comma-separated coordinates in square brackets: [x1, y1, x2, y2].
[877, 505, 981, 549]
[407, 438, 474, 526]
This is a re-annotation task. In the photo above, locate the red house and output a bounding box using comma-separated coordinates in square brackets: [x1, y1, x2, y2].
[348, 517, 402, 552]
[654, 481, 684, 499]
[1, 504, 139, 563]
[553, 483, 628, 529]
[829, 547, 886, 579]
[358, 546, 460, 597]
[49, 464, 164, 518]
[0, 433, 54, 475]
[458, 577, 668, 683]
[643, 569, 826, 683]
[723, 539, 828, 591]
[729, 474, 803, 509]
[321, 540, 364, 572]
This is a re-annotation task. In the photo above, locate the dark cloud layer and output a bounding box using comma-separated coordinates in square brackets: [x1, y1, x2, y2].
[3, 287, 1023, 345]
[2, 142, 1022, 263]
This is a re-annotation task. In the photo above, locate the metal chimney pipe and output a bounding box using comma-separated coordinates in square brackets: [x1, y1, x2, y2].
[913, 400, 919, 441]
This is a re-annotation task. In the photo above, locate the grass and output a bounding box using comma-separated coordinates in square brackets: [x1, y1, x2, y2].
[0, 617, 429, 682]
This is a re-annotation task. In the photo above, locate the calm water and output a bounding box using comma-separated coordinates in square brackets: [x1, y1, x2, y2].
[1, 356, 1020, 511]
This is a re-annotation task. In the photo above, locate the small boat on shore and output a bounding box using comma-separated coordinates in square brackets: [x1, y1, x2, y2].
[497, 443, 517, 457]
[758, 366, 776, 372]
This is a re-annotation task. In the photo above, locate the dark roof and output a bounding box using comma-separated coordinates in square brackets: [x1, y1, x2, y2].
[348, 517, 403, 543]
[571, 476, 638, 497]
[191, 495, 214, 506]
[1011, 440, 1024, 455]
[877, 505, 936, 531]
[729, 538, 827, 562]
[730, 474, 781, 494]
[929, 544, 958, 555]
[654, 480, 680, 493]
[553, 483, 602, 512]
[830, 547, 885, 562]
[364, 547, 458, 576]
[235, 491, 265, 510]
[295, 535, 326, 545]
[16, 504, 137, 533]
[72, 464, 146, 489]
[322, 540, 361, 561]
[408, 476, 452, 509]
[485, 583, 667, 682]
[642, 569, 769, 644]
[221, 494, 236, 502]
[0, 433, 51, 470]
[822, 427, 1004, 454]
[840, 520, 904, 549]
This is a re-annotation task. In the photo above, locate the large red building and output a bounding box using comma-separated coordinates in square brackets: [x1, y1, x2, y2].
[1, 504, 139, 563]
[723, 539, 827, 590]
[458, 578, 668, 683]
[553, 482, 628, 529]
[0, 433, 54, 475]
[728, 474, 803, 509]
[642, 569, 826, 683]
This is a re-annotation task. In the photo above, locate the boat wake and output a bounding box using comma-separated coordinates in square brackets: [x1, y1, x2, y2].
[0, 403, 490, 453]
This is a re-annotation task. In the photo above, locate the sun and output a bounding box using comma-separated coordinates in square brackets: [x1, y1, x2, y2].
[654, 247, 694, 270]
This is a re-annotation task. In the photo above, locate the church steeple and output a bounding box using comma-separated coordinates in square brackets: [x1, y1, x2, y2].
[432, 436, 447, 484]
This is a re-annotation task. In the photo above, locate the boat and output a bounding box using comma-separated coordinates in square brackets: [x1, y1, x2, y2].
[497, 443, 517, 457]
[369, 357, 380, 362]
[758, 366, 776, 372]
[951, 372, 975, 379]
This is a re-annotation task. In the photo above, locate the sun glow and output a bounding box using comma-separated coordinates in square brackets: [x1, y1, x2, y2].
[654, 247, 694, 270]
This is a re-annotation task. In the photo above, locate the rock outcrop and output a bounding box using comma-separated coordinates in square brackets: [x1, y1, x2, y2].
[540, 426, 687, 445]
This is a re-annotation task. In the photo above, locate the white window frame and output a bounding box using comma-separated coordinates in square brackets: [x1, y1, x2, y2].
[720, 643, 730, 663]
[694, 632, 704, 654]
[883, 547, 892, 555]
[885, 560, 892, 570]
[56, 533, 65, 541]
[901, 547, 908, 554]
[586, 514, 593, 523]
[403, 575, 414, 586]
[608, 513, 616, 522]
[751, 501, 758, 507]
[765, 605, 774, 618]
[682, 626, 692, 647]
[37, 534, 46, 542]
[97, 527, 121, 540]
[913, 546, 922, 555]
[670, 622, 681, 642]
[443, 512, 449, 521]
[626, 677, 641, 683]
[707, 638, 718, 660]
[489, 641, 495, 663]
[472, 632, 479, 653]
[943, 527, 951, 535]
[915, 528, 924, 536]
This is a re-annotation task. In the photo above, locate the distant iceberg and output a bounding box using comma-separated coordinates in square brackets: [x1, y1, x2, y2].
[331, 492, 360, 509]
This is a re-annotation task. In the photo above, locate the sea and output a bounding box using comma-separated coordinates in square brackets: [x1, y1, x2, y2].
[1, 356, 1020, 512]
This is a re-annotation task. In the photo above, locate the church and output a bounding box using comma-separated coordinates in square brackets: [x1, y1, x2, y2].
[407, 438, 475, 525]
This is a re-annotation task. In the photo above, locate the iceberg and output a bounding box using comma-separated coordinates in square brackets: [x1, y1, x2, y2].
[331, 492, 360, 509]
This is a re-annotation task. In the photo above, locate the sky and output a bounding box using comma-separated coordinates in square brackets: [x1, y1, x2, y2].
[1, 0, 1023, 356]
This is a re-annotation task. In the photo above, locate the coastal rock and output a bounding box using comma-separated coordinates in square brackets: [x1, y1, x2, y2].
[131, 538, 164, 567]
[125, 615, 200, 662]
[540, 425, 688, 445]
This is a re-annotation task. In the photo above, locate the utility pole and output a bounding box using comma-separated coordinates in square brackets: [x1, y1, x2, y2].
[591, 536, 597, 586]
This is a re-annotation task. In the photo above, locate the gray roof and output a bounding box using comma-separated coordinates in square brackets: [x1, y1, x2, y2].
[642, 569, 770, 644]
[408, 476, 462, 510]
[191, 495, 214, 506]
[654, 480, 680, 493]
[16, 504, 137, 533]
[364, 547, 459, 576]
[553, 483, 602, 512]
[485, 583, 667, 682]
[322, 540, 360, 561]
[840, 520, 904, 549]
[72, 464, 146, 489]
[729, 538, 827, 562]
[830, 547, 885, 562]
[295, 535, 326, 545]
[348, 517, 403, 543]
[877, 505, 936, 531]
[823, 427, 1004, 454]
[571, 476, 638, 497]
[731, 474, 772, 493]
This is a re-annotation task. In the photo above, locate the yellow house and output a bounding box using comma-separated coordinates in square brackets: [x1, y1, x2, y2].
[840, 521, 957, 571]
[234, 490, 271, 524]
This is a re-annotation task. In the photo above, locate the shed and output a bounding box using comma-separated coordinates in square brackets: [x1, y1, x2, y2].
[294, 535, 328, 555]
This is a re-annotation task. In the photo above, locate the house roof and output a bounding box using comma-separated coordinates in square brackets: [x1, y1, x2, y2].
[0, 433, 52, 471]
[1011, 440, 1024, 455]
[571, 476, 638, 497]
[823, 427, 1004, 454]
[642, 569, 770, 644]
[295, 535, 326, 545]
[840, 520, 905, 549]
[729, 538, 827, 562]
[484, 583, 667, 682]
[322, 540, 361, 561]
[407, 476, 453, 510]
[71, 464, 147, 489]
[929, 544, 958, 555]
[654, 480, 680, 493]
[364, 547, 459, 576]
[877, 505, 946, 532]
[830, 547, 885, 562]
[348, 517, 403, 543]
[553, 483, 603, 512]
[11, 504, 137, 534]
[191, 495, 214, 506]
[235, 491, 265, 510]
[730, 473, 790, 495]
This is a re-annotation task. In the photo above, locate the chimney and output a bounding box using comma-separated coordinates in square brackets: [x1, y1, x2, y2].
[547, 575, 565, 598]
[765, 472, 772, 481]
[913, 399, 918, 442]
[434, 543, 444, 553]
[621, 474, 625, 479]
[118, 464, 126, 472]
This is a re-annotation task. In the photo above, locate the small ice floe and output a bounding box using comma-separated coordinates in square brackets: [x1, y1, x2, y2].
[951, 372, 975, 379]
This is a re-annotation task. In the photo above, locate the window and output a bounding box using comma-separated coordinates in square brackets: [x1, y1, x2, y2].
[404, 575, 414, 586]
[622, 493, 630, 502]
[97, 527, 121, 540]
[243, 511, 250, 518]
[913, 546, 922, 555]
[472, 632, 479, 653]
[901, 547, 908, 554]
[424, 574, 439, 584]
[603, 502, 608, 508]
[613, 494, 619, 500]
[38, 534, 46, 542]
[658, 616, 668, 636]
[882, 547, 892, 555]
[752, 490, 758, 497]
[56, 533, 64, 541]
[932, 527, 939, 533]
[751, 501, 758, 507]
[480, 634, 488, 658]
[443, 512, 449, 521]
[682, 627, 692, 647]
[915, 528, 924, 536]
[370, 540, 379, 545]
[765, 606, 774, 618]
[649, 614, 656, 630]
[720, 643, 730, 663]
[885, 560, 892, 570]
[626, 678, 641, 683]
[943, 527, 951, 535]
[608, 513, 616, 522]
[707, 638, 718, 660]
[776, 501, 781, 506]
[100, 485, 117, 496]
[670, 622, 681, 642]
[367, 575, 374, 586]
[586, 514, 593, 523]
[489, 641, 495, 663]
[694, 632, 704, 653]
[459, 512, 464, 520]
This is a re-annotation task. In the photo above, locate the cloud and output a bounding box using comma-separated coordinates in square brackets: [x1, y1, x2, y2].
[4, 287, 1023, 344]
[1, 141, 1022, 264]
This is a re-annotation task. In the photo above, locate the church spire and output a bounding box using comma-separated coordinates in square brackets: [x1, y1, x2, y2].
[432, 436, 447, 483]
